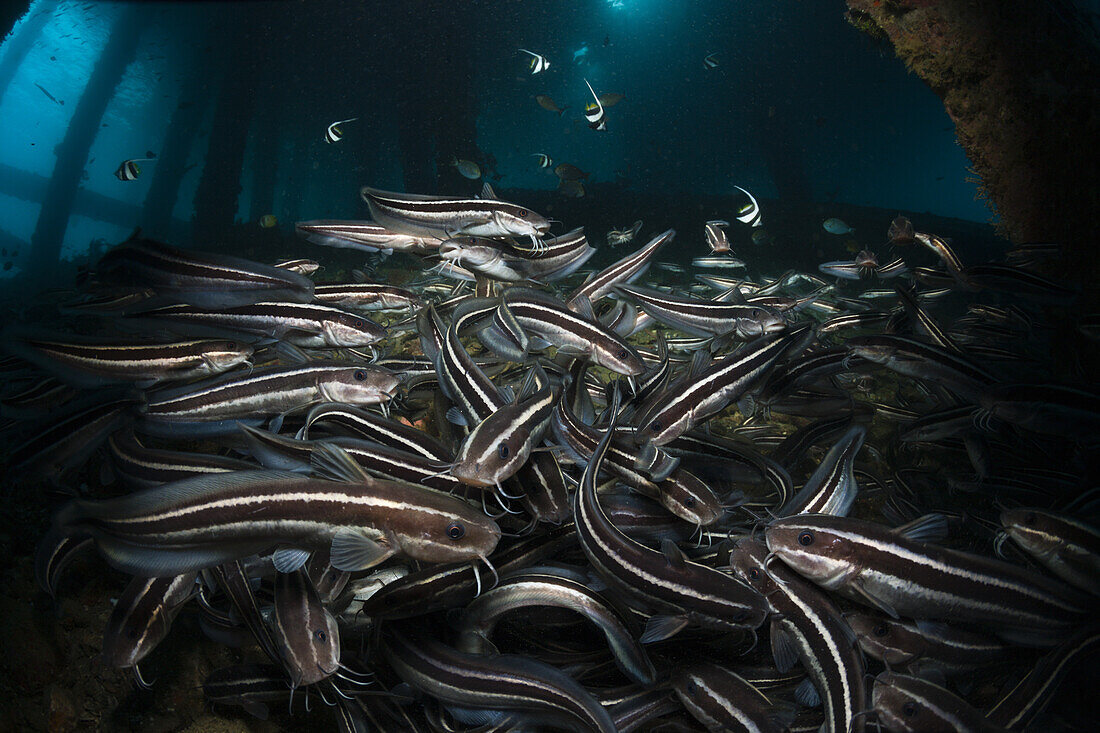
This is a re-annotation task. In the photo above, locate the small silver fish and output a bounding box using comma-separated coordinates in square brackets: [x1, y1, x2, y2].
[452, 158, 481, 179]
[656, 262, 687, 273]
[692, 256, 747, 269]
[823, 217, 854, 235]
[703, 53, 719, 69]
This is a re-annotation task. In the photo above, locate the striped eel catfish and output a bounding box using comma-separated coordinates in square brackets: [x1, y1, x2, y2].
[424, 301, 571, 520]
[92, 233, 315, 307]
[42, 445, 500, 577]
[846, 334, 996, 404]
[202, 664, 293, 720]
[362, 187, 551, 244]
[129, 301, 386, 348]
[873, 672, 1006, 733]
[427, 299, 507, 426]
[456, 570, 657, 685]
[10, 397, 136, 486]
[208, 560, 282, 663]
[551, 383, 723, 526]
[1000, 507, 1100, 595]
[108, 428, 256, 489]
[985, 624, 1100, 729]
[449, 383, 558, 488]
[766, 514, 1092, 644]
[501, 286, 647, 375]
[380, 624, 616, 733]
[270, 568, 340, 689]
[360, 524, 576, 620]
[777, 424, 866, 517]
[139, 363, 400, 437]
[729, 538, 866, 733]
[437, 236, 529, 282]
[670, 661, 793, 733]
[845, 613, 1008, 677]
[633, 328, 801, 446]
[3, 333, 253, 387]
[295, 219, 442, 255]
[573, 388, 768, 642]
[312, 282, 424, 311]
[607, 687, 681, 733]
[0, 375, 78, 417]
[238, 426, 473, 497]
[615, 283, 786, 338]
[100, 572, 197, 687]
[272, 258, 320, 275]
[518, 226, 596, 281]
[299, 401, 453, 462]
[566, 228, 674, 310]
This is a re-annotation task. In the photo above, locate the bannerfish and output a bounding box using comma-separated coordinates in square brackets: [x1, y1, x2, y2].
[733, 185, 763, 227]
[532, 153, 553, 169]
[115, 158, 155, 181]
[583, 79, 607, 131]
[519, 48, 550, 74]
[325, 117, 358, 144]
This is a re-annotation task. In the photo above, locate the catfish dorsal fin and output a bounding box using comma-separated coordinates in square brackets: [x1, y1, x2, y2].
[571, 293, 596, 321]
[894, 513, 949, 544]
[660, 539, 688, 569]
[311, 442, 372, 483]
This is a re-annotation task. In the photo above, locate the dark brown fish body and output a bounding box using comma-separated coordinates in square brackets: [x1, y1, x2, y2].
[554, 163, 589, 181]
[887, 215, 915, 246]
[535, 94, 566, 114]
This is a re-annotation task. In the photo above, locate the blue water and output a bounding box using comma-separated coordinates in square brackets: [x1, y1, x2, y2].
[0, 0, 989, 279]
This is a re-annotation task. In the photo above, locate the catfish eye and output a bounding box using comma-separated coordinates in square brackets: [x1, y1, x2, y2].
[447, 523, 465, 540]
[314, 629, 327, 643]
[651, 421, 662, 432]
[874, 624, 889, 637]
[798, 531, 814, 546]
[902, 702, 918, 718]
[1024, 512, 1037, 526]
[749, 568, 760, 580]
[685, 682, 697, 696]
[227, 341, 237, 349]
[617, 349, 627, 358]
[684, 496, 696, 508]
[517, 208, 528, 217]
[498, 442, 509, 459]
[354, 319, 364, 328]
[354, 370, 367, 381]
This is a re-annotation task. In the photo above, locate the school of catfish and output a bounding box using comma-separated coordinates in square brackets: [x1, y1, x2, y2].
[3, 178, 1098, 732]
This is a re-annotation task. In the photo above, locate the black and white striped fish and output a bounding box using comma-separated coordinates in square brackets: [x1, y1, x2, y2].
[584, 78, 607, 131]
[518, 48, 550, 74]
[324, 117, 357, 144]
